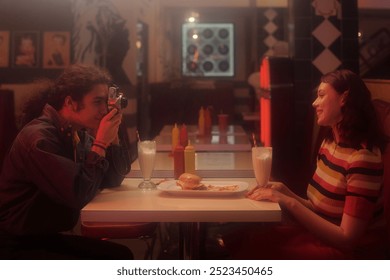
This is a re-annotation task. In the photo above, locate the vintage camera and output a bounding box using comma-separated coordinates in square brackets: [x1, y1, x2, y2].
[108, 85, 128, 111]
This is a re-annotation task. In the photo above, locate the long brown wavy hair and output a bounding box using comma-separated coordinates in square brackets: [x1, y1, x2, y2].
[321, 69, 384, 151]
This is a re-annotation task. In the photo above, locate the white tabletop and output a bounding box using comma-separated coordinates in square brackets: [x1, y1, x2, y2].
[159, 124, 247, 136]
[128, 151, 255, 178]
[81, 178, 281, 223]
[155, 134, 252, 152]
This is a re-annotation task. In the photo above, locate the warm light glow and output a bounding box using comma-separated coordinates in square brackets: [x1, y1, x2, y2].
[260, 97, 271, 147]
[186, 11, 199, 23]
[194, 49, 199, 62]
[259, 57, 271, 147]
[260, 58, 270, 90]
[192, 34, 198, 40]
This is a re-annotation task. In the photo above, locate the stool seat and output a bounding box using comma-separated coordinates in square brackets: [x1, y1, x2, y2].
[81, 222, 157, 239]
[81, 222, 158, 259]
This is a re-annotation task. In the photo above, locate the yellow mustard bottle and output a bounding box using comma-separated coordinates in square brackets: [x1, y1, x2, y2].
[172, 123, 179, 154]
[184, 140, 196, 174]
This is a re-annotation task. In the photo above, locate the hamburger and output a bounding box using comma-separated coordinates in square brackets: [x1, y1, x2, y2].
[176, 173, 206, 190]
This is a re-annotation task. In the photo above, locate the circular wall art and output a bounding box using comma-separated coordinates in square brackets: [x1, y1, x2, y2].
[182, 23, 234, 77]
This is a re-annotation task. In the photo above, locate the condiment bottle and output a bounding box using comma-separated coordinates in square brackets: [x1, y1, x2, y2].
[173, 144, 184, 179]
[171, 123, 179, 154]
[184, 141, 195, 174]
[180, 124, 188, 147]
[198, 107, 205, 136]
[204, 107, 212, 135]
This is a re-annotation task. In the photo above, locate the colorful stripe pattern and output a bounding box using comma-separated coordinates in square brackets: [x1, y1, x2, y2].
[307, 140, 383, 220]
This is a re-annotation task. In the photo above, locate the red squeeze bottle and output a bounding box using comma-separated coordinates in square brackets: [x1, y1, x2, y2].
[180, 124, 188, 147]
[173, 144, 184, 179]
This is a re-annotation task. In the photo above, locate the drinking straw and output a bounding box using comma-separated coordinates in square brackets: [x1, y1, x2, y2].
[136, 130, 140, 142]
[252, 132, 258, 147]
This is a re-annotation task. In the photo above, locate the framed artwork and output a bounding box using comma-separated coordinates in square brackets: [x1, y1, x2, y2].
[12, 31, 39, 68]
[359, 28, 390, 76]
[0, 31, 10, 67]
[43, 31, 70, 69]
[182, 23, 234, 77]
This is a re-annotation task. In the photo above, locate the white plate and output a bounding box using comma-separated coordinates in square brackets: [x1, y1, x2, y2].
[157, 180, 248, 197]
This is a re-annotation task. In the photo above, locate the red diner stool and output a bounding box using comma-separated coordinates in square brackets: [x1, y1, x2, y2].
[81, 222, 158, 259]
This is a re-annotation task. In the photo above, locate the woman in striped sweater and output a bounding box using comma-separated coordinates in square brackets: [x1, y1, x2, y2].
[228, 69, 385, 259]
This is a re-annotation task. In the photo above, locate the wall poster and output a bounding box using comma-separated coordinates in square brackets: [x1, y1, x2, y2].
[12, 31, 39, 68]
[43, 31, 71, 69]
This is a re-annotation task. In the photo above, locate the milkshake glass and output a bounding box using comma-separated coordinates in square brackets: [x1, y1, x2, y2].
[251, 147, 272, 187]
[137, 140, 156, 190]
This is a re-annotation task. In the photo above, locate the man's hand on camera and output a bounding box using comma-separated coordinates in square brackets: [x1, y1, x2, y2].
[95, 108, 122, 146]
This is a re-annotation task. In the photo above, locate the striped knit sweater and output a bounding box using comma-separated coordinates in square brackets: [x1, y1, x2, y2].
[307, 140, 383, 221]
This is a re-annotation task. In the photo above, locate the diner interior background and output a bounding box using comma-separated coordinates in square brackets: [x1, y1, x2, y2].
[1, 0, 390, 198]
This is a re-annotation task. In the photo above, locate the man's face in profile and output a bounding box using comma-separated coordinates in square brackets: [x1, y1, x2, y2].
[70, 84, 109, 130]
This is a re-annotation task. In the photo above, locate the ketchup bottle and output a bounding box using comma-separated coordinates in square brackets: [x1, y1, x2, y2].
[173, 144, 184, 179]
[180, 124, 188, 147]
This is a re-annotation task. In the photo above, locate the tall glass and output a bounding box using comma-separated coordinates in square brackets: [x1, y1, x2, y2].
[251, 147, 272, 187]
[137, 140, 156, 190]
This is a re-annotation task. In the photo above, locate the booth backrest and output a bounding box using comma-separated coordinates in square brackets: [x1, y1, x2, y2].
[372, 99, 390, 247]
[0, 90, 18, 171]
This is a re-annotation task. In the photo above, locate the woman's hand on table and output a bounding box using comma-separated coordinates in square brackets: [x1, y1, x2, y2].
[246, 182, 291, 203]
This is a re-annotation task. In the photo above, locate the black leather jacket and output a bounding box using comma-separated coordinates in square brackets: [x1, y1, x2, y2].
[0, 104, 131, 235]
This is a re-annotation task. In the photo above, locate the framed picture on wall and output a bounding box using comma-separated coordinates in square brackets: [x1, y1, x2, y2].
[0, 31, 10, 68]
[11, 31, 39, 68]
[43, 31, 70, 69]
[182, 23, 234, 77]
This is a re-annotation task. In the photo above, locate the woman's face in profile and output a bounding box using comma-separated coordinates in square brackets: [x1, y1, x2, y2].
[312, 82, 345, 127]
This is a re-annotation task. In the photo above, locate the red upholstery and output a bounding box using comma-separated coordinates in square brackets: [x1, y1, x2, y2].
[0, 90, 18, 171]
[81, 222, 158, 259]
[81, 222, 157, 239]
[373, 99, 390, 249]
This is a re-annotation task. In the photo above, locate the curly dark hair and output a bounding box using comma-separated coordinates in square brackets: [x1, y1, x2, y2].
[49, 64, 112, 110]
[20, 64, 112, 126]
[321, 69, 384, 151]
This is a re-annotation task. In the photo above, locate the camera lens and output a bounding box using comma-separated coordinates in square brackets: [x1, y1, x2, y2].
[120, 97, 128, 109]
[108, 86, 117, 99]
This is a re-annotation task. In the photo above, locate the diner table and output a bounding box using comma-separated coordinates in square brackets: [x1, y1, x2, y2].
[127, 151, 255, 178]
[154, 133, 252, 152]
[83, 125, 279, 259]
[81, 177, 282, 259]
[159, 124, 247, 136]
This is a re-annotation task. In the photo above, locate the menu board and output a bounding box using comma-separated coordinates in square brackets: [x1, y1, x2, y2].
[182, 23, 234, 77]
